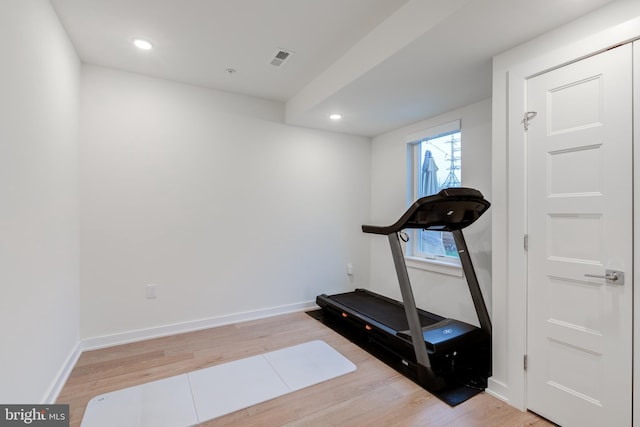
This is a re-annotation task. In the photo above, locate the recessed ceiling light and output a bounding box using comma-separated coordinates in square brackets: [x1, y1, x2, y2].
[329, 113, 342, 120]
[133, 39, 153, 50]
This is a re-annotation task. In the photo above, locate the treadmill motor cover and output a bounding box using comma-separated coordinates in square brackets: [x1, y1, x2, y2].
[397, 318, 485, 353]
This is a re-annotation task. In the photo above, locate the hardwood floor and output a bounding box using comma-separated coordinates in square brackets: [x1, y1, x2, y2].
[57, 312, 552, 426]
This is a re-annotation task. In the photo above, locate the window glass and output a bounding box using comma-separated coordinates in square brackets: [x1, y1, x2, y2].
[407, 121, 461, 263]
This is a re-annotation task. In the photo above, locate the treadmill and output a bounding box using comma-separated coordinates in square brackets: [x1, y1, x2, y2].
[316, 187, 491, 393]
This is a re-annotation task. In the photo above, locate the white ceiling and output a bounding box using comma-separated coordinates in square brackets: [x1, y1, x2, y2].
[51, 0, 616, 137]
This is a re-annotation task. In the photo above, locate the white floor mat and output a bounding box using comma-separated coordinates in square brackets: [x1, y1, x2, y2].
[80, 374, 198, 427]
[188, 354, 291, 421]
[81, 340, 355, 427]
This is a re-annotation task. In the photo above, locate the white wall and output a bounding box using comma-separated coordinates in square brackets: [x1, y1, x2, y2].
[0, 0, 81, 403]
[79, 66, 371, 340]
[368, 99, 492, 326]
[491, 0, 640, 409]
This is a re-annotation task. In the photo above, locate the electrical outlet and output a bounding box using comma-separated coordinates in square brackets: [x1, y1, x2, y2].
[146, 284, 157, 299]
[347, 263, 353, 276]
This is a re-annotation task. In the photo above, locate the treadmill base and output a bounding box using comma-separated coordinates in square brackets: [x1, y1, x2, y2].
[307, 308, 485, 406]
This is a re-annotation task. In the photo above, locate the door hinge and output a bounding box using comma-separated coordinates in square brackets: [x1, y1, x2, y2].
[524, 354, 528, 370]
[524, 234, 528, 250]
[522, 111, 537, 131]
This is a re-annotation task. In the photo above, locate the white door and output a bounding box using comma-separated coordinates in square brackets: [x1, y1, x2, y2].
[526, 44, 633, 426]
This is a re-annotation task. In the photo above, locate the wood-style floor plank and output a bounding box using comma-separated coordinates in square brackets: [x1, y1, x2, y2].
[57, 312, 552, 426]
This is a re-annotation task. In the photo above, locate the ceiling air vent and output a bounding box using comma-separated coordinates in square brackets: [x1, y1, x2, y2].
[270, 49, 293, 67]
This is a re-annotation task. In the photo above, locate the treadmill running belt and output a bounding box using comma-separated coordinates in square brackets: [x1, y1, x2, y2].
[327, 290, 442, 331]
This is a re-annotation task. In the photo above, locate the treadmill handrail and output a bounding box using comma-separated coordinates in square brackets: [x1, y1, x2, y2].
[362, 187, 490, 235]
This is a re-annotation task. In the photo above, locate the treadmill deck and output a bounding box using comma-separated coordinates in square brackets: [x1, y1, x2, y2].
[324, 288, 443, 332]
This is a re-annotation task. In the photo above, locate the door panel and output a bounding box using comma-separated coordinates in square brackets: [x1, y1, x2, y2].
[526, 44, 632, 427]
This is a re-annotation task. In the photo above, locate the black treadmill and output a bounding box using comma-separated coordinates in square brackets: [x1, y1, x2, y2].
[316, 187, 491, 394]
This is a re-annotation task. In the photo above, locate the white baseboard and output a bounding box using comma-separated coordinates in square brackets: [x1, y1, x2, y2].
[82, 300, 317, 351]
[42, 341, 83, 404]
[486, 377, 512, 406]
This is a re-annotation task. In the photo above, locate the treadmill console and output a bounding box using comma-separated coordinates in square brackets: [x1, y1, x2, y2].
[362, 187, 490, 234]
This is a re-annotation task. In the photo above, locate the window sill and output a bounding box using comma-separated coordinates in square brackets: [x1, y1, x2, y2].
[405, 256, 463, 277]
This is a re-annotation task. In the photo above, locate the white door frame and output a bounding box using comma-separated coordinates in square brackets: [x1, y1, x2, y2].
[496, 18, 640, 414]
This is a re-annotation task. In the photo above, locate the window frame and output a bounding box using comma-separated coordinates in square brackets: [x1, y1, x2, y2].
[405, 119, 462, 276]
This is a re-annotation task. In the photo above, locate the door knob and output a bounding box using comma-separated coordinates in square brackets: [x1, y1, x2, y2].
[584, 269, 624, 285]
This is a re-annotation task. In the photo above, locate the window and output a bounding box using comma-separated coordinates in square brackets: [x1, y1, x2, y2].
[406, 120, 461, 271]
